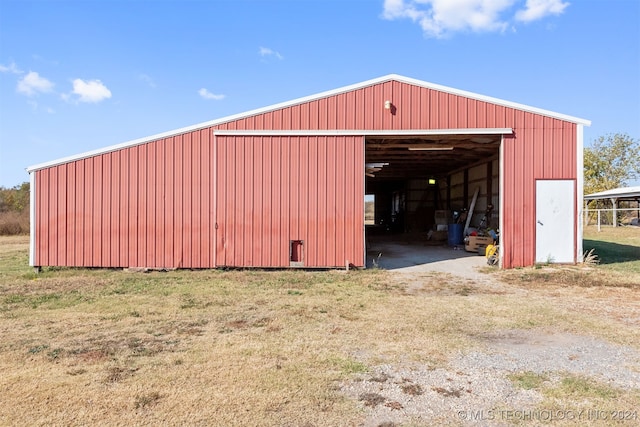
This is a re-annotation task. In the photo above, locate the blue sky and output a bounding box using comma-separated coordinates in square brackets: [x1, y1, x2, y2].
[1, 0, 638, 187]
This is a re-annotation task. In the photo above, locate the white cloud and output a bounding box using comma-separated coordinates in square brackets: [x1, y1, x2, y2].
[31, 54, 59, 66]
[515, 0, 569, 22]
[139, 73, 156, 88]
[25, 99, 55, 114]
[17, 71, 54, 96]
[198, 88, 225, 100]
[0, 61, 22, 74]
[383, 0, 420, 20]
[382, 0, 569, 38]
[70, 78, 112, 103]
[259, 46, 283, 60]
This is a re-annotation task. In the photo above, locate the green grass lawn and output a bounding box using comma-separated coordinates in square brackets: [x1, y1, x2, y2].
[583, 225, 640, 274]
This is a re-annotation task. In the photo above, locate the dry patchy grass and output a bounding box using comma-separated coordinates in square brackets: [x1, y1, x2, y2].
[0, 210, 29, 236]
[507, 371, 640, 426]
[1, 235, 639, 426]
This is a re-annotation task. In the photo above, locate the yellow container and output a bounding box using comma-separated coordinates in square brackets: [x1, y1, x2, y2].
[485, 244, 498, 258]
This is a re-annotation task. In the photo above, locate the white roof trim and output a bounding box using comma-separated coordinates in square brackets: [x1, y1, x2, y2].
[26, 73, 589, 172]
[584, 186, 640, 200]
[214, 128, 513, 136]
[390, 74, 591, 126]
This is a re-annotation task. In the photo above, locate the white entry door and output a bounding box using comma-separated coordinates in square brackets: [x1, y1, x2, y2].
[535, 180, 575, 263]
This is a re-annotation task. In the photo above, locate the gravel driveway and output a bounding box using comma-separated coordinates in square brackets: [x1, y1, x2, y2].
[342, 329, 640, 426]
[341, 261, 640, 426]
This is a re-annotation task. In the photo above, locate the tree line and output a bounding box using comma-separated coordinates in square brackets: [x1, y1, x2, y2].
[0, 182, 30, 235]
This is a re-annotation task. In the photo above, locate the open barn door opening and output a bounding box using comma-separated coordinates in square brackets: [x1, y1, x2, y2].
[364, 131, 504, 271]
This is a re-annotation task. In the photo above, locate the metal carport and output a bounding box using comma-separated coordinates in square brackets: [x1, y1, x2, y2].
[584, 186, 640, 227]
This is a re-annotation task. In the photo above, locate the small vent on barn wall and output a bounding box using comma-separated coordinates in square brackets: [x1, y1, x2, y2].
[290, 240, 304, 267]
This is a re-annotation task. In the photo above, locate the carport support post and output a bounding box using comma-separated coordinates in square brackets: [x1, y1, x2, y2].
[611, 197, 618, 227]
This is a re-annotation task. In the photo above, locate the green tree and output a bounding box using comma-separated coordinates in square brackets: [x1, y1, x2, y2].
[0, 182, 30, 212]
[584, 133, 640, 196]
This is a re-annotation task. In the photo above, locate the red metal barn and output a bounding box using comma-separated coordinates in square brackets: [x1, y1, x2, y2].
[27, 75, 590, 269]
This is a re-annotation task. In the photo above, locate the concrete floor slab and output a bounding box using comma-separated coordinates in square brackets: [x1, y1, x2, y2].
[366, 236, 489, 280]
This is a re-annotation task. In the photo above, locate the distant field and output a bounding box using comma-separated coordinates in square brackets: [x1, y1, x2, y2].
[365, 200, 375, 225]
[1, 234, 638, 426]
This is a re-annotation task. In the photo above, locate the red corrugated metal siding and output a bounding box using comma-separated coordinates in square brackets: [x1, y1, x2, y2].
[34, 132, 214, 268]
[500, 119, 576, 267]
[33, 79, 577, 269]
[215, 81, 577, 268]
[215, 135, 364, 268]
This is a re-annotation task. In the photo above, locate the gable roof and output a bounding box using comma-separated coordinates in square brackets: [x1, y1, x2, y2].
[27, 74, 591, 173]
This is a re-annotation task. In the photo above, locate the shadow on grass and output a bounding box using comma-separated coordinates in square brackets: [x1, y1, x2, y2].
[583, 239, 640, 265]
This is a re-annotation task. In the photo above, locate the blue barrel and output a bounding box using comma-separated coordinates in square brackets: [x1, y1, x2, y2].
[448, 223, 464, 246]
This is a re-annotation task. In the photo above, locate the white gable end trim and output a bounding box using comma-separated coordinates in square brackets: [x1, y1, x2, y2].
[27, 74, 590, 173]
[391, 74, 591, 127]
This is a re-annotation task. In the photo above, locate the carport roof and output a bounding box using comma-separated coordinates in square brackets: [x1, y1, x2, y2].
[584, 186, 640, 201]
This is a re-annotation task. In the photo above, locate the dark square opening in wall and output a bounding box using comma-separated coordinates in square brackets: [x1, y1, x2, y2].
[290, 240, 304, 267]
